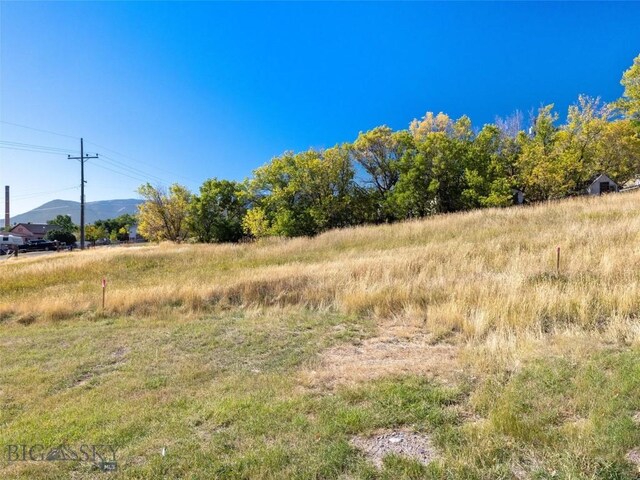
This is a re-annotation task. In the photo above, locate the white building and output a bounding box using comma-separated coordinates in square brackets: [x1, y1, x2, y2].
[586, 173, 619, 195]
[128, 224, 138, 241]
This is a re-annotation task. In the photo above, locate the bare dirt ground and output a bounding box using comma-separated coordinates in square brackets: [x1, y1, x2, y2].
[300, 321, 460, 389]
[628, 412, 640, 473]
[627, 448, 640, 472]
[350, 429, 439, 468]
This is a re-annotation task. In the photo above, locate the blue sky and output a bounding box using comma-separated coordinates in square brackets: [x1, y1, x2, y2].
[1, 1, 639, 215]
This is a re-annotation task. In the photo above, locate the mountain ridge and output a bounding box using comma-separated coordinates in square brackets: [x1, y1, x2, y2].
[2, 199, 143, 227]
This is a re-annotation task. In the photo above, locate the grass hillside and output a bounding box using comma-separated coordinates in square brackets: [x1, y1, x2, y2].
[1, 192, 639, 479]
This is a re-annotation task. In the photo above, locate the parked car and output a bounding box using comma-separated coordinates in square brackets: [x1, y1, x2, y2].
[20, 239, 58, 252]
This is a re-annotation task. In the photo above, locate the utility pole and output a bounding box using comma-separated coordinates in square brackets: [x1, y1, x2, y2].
[4, 185, 9, 231]
[68, 138, 98, 250]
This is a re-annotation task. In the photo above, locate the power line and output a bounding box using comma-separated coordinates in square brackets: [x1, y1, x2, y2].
[0, 140, 76, 154]
[84, 139, 198, 184]
[97, 153, 171, 185]
[1, 120, 198, 184]
[0, 139, 166, 184]
[0, 144, 166, 185]
[0, 120, 78, 139]
[0, 145, 75, 156]
[12, 186, 80, 200]
[91, 161, 157, 184]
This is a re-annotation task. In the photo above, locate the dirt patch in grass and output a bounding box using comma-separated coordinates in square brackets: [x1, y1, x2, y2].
[624, 411, 640, 473]
[627, 448, 640, 472]
[72, 347, 130, 388]
[350, 429, 438, 468]
[301, 322, 460, 389]
[111, 346, 129, 361]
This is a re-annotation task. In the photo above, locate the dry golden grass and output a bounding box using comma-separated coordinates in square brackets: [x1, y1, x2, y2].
[2, 191, 639, 360]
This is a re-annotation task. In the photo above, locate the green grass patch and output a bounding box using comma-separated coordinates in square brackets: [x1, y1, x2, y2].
[1, 311, 638, 479]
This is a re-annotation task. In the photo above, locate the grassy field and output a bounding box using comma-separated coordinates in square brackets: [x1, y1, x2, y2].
[1, 192, 639, 479]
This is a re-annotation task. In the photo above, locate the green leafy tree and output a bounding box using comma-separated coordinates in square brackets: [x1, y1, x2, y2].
[517, 105, 577, 201]
[108, 229, 124, 242]
[45, 214, 78, 244]
[557, 96, 614, 192]
[617, 53, 640, 126]
[189, 179, 248, 243]
[519, 96, 638, 199]
[391, 132, 470, 217]
[350, 126, 414, 194]
[47, 214, 76, 234]
[94, 214, 137, 241]
[427, 132, 470, 213]
[85, 224, 108, 245]
[462, 124, 518, 208]
[594, 119, 640, 183]
[349, 126, 416, 222]
[391, 114, 478, 218]
[389, 141, 437, 218]
[45, 230, 76, 244]
[244, 146, 359, 237]
[137, 183, 191, 242]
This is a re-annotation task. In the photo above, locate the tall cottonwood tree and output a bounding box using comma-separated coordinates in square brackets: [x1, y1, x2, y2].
[517, 105, 573, 201]
[350, 126, 414, 195]
[463, 124, 517, 208]
[243, 146, 359, 237]
[189, 179, 247, 243]
[393, 114, 475, 215]
[595, 120, 640, 183]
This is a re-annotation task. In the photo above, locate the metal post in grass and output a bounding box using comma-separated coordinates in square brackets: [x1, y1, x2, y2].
[102, 277, 107, 310]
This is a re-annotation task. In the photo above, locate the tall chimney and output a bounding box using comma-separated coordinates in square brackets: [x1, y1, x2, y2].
[4, 185, 9, 231]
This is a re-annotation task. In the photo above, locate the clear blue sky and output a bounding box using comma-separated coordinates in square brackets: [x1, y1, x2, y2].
[1, 1, 639, 215]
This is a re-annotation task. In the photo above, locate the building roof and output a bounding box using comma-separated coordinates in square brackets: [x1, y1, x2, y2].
[587, 173, 618, 187]
[9, 223, 59, 235]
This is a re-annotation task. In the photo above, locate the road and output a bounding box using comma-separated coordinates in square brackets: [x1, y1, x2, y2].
[0, 250, 64, 262]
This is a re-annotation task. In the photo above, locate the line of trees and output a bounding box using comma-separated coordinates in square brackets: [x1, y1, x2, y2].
[138, 54, 640, 243]
[86, 214, 137, 244]
[43, 214, 137, 245]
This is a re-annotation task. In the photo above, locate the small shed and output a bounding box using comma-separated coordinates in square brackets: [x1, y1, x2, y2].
[586, 173, 619, 195]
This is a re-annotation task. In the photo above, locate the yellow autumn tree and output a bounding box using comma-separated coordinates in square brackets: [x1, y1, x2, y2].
[137, 183, 192, 242]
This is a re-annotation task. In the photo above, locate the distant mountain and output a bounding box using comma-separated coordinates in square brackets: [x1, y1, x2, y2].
[2, 199, 143, 227]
